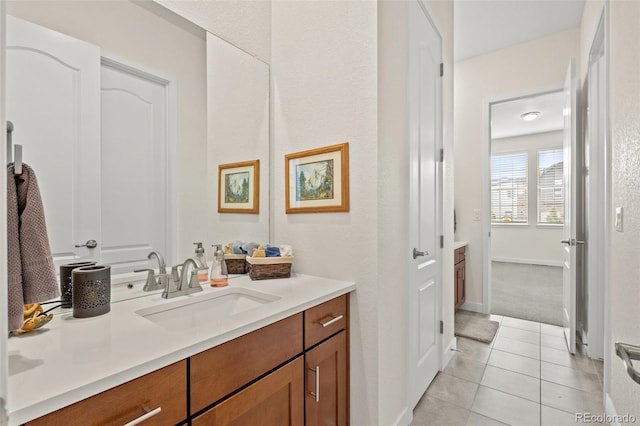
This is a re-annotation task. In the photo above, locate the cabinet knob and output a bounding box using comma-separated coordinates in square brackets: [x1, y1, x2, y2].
[413, 248, 429, 259]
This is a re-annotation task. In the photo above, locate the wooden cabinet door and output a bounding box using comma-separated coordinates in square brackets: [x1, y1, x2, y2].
[455, 260, 465, 311]
[305, 331, 347, 426]
[192, 356, 303, 426]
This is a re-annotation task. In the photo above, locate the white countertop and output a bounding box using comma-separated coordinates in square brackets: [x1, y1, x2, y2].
[454, 240, 469, 250]
[7, 274, 356, 425]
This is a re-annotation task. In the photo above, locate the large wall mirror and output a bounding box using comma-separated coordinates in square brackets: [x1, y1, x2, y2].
[5, 0, 270, 300]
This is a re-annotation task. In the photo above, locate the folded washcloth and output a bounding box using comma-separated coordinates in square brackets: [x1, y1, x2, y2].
[241, 242, 259, 256]
[279, 244, 293, 257]
[232, 240, 245, 255]
[265, 246, 280, 257]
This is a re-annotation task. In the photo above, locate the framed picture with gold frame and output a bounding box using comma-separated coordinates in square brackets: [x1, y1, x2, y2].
[285, 142, 349, 214]
[218, 160, 259, 214]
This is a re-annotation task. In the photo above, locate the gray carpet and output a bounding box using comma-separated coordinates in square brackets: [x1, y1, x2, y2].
[454, 311, 499, 343]
[491, 261, 563, 326]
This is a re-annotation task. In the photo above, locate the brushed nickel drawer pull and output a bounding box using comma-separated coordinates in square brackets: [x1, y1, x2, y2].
[615, 342, 640, 385]
[123, 407, 161, 426]
[309, 366, 320, 402]
[320, 314, 344, 328]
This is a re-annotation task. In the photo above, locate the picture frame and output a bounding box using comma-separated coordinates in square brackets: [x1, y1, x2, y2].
[285, 142, 349, 214]
[218, 159, 259, 214]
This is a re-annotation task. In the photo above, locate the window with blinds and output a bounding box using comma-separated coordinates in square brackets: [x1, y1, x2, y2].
[538, 149, 564, 224]
[491, 152, 528, 223]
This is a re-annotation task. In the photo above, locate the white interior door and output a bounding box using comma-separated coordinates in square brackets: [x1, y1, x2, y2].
[408, 0, 443, 409]
[6, 15, 101, 268]
[562, 59, 578, 354]
[100, 60, 170, 274]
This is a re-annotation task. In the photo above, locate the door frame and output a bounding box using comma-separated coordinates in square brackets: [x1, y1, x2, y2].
[481, 86, 564, 315]
[100, 54, 178, 267]
[0, 2, 8, 420]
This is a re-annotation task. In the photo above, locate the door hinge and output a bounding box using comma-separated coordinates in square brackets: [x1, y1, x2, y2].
[440, 235, 444, 248]
[440, 63, 444, 77]
[440, 148, 444, 162]
[439, 320, 444, 334]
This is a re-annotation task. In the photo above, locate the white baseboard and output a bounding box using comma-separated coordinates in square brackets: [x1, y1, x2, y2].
[442, 337, 457, 369]
[605, 393, 620, 426]
[393, 407, 412, 426]
[492, 257, 563, 267]
[460, 301, 484, 313]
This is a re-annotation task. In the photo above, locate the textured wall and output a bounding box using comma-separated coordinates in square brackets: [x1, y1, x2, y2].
[270, 2, 379, 423]
[155, 0, 271, 62]
[454, 29, 580, 307]
[607, 0, 640, 417]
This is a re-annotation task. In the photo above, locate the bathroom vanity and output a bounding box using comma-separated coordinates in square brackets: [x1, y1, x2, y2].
[7, 275, 355, 425]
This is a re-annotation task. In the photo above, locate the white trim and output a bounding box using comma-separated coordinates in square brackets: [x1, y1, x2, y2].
[605, 393, 620, 426]
[393, 408, 412, 426]
[460, 301, 484, 313]
[0, 1, 8, 422]
[491, 257, 563, 267]
[442, 337, 457, 369]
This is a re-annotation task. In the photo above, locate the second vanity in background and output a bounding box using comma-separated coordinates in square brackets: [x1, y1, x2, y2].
[454, 241, 468, 312]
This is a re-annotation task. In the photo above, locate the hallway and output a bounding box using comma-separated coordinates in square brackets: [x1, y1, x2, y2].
[412, 313, 604, 425]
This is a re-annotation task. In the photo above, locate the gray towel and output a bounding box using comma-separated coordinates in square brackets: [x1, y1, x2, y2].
[7, 163, 59, 331]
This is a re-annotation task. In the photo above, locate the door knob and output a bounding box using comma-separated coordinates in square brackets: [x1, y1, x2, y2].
[413, 248, 429, 259]
[75, 239, 98, 249]
[560, 240, 571, 245]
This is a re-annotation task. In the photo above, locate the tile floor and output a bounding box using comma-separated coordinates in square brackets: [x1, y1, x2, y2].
[412, 313, 605, 426]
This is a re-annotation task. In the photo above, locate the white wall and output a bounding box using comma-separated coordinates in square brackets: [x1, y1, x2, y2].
[155, 0, 271, 63]
[491, 131, 564, 266]
[0, 3, 8, 422]
[454, 29, 580, 307]
[605, 0, 640, 418]
[5, 0, 209, 264]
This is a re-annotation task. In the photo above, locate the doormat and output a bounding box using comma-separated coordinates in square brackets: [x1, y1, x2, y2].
[454, 311, 499, 343]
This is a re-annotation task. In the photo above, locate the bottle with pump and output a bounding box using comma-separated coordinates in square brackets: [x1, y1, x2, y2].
[210, 244, 228, 287]
[193, 242, 208, 283]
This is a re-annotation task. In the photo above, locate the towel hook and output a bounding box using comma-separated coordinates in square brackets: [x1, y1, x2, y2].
[6, 120, 22, 175]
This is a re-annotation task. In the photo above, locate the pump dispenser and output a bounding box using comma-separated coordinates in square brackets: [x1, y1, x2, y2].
[193, 242, 208, 283]
[209, 244, 228, 287]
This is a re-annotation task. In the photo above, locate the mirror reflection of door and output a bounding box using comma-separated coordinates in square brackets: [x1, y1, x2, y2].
[489, 90, 567, 327]
[6, 16, 173, 274]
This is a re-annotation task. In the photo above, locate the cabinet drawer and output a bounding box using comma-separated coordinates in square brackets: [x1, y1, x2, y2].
[305, 295, 348, 349]
[27, 361, 187, 426]
[190, 313, 303, 414]
[455, 246, 466, 264]
[192, 356, 304, 425]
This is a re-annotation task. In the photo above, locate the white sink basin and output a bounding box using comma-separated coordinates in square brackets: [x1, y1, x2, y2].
[136, 287, 280, 330]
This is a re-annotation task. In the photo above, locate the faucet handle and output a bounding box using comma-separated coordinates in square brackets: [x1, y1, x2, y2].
[134, 269, 163, 292]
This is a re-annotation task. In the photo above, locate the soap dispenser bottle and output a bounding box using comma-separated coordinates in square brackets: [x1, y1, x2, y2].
[193, 242, 208, 283]
[210, 244, 228, 287]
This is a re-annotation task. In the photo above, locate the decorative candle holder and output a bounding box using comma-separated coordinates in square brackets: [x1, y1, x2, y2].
[59, 261, 96, 308]
[72, 265, 111, 318]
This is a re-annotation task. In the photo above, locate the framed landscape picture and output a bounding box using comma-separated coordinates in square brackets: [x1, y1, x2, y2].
[285, 142, 349, 214]
[218, 160, 259, 214]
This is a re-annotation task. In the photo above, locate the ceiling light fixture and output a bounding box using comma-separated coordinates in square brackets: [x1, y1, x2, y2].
[520, 111, 540, 121]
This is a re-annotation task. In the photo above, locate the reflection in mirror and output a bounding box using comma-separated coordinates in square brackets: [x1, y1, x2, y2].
[5, 1, 270, 303]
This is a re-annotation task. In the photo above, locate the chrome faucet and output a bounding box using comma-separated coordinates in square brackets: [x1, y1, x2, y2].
[148, 251, 166, 274]
[161, 258, 203, 299]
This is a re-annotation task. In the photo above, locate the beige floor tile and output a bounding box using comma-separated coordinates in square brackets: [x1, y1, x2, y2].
[540, 323, 565, 337]
[489, 314, 504, 324]
[426, 372, 479, 410]
[466, 412, 509, 426]
[493, 335, 541, 360]
[457, 337, 493, 365]
[541, 405, 579, 425]
[412, 394, 470, 426]
[444, 353, 488, 384]
[480, 365, 541, 403]
[487, 349, 540, 378]
[541, 334, 567, 351]
[498, 325, 540, 345]
[540, 347, 597, 374]
[540, 381, 603, 414]
[541, 361, 602, 393]
[471, 386, 540, 426]
[501, 316, 541, 333]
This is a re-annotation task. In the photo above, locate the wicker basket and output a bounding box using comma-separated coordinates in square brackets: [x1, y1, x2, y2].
[246, 256, 294, 280]
[224, 253, 247, 274]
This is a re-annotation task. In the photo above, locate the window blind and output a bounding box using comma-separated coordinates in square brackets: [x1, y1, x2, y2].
[491, 152, 528, 223]
[538, 149, 564, 224]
